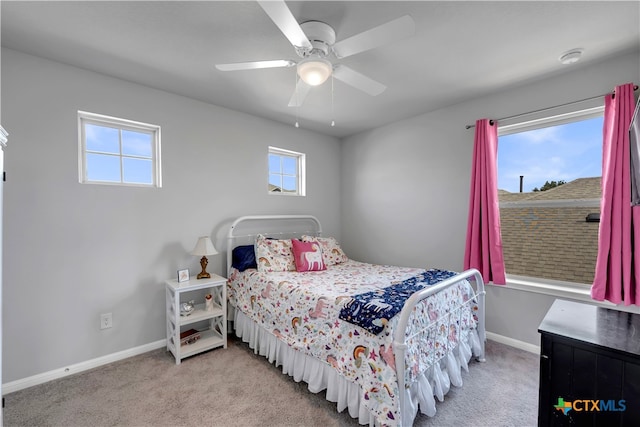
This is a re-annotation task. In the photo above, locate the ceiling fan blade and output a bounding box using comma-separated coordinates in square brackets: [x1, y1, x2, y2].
[288, 79, 312, 107]
[257, 0, 312, 50]
[332, 15, 415, 59]
[333, 65, 386, 96]
[215, 60, 296, 71]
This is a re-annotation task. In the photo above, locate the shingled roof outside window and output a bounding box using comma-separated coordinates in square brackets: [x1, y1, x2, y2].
[499, 177, 600, 285]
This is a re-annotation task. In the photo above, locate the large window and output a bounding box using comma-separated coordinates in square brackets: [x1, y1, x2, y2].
[268, 146, 305, 196]
[78, 111, 161, 187]
[497, 107, 604, 285]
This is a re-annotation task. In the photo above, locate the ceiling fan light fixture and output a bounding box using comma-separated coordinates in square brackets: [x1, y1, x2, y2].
[297, 57, 332, 86]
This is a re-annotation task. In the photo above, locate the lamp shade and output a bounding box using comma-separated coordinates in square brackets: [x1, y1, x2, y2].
[297, 57, 332, 86]
[190, 236, 218, 256]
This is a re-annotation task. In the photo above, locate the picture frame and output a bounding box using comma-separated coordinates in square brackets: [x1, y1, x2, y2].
[177, 268, 190, 283]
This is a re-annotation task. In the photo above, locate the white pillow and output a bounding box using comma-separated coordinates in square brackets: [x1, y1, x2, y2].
[255, 234, 296, 272]
[301, 236, 349, 266]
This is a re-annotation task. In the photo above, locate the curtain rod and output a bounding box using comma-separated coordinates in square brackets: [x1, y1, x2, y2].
[465, 84, 639, 129]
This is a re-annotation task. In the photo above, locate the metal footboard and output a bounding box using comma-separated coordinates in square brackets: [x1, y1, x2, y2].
[392, 268, 486, 422]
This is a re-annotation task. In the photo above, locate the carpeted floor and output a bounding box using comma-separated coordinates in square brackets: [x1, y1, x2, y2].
[4, 337, 539, 426]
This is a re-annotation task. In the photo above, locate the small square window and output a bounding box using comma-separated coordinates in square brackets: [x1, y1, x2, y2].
[268, 146, 305, 196]
[78, 111, 161, 187]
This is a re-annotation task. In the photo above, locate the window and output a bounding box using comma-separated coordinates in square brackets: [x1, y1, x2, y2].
[268, 146, 305, 196]
[78, 111, 161, 187]
[497, 107, 604, 285]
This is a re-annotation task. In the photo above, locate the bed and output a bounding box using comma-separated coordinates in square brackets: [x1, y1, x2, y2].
[225, 215, 486, 426]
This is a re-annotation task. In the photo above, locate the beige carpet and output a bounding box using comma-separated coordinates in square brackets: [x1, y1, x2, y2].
[4, 337, 539, 426]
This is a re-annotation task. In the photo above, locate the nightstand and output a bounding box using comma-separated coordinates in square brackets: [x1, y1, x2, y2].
[165, 274, 227, 364]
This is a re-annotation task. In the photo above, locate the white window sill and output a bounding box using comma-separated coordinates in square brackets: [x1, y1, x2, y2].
[487, 274, 640, 315]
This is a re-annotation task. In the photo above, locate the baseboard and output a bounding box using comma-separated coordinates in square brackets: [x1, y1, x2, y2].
[3, 339, 166, 394]
[486, 331, 540, 354]
[3, 333, 537, 394]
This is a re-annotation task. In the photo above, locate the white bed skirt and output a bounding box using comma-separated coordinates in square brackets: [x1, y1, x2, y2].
[232, 308, 483, 426]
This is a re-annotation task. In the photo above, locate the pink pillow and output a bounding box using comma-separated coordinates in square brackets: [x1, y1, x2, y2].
[291, 239, 326, 272]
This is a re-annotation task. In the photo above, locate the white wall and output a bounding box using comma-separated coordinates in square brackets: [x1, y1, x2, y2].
[0, 7, 4, 423]
[341, 51, 640, 346]
[1, 48, 342, 383]
[2, 45, 639, 385]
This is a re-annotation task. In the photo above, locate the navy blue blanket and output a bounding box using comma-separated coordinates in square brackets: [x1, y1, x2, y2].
[338, 269, 458, 335]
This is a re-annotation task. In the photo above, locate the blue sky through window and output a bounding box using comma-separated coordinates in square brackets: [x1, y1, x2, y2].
[123, 158, 153, 184]
[269, 153, 297, 192]
[86, 153, 120, 182]
[84, 123, 154, 184]
[498, 116, 603, 193]
[86, 124, 119, 154]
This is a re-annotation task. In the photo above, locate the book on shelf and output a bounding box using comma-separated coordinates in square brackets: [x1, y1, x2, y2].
[180, 328, 201, 346]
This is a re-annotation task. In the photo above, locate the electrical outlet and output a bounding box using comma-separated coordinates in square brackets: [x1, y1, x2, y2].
[100, 313, 113, 330]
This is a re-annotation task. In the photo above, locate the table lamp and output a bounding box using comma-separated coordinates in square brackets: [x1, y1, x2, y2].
[191, 236, 218, 279]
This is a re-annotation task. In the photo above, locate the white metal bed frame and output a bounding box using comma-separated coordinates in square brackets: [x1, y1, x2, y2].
[226, 214, 486, 425]
[226, 214, 323, 273]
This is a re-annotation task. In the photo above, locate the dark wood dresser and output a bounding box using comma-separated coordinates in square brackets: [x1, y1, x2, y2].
[538, 299, 640, 426]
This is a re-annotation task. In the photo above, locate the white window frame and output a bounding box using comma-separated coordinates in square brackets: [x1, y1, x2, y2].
[498, 106, 604, 137]
[78, 111, 162, 187]
[496, 105, 605, 301]
[268, 146, 306, 196]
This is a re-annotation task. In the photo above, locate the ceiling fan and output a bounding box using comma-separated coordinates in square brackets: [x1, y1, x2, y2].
[215, 1, 415, 107]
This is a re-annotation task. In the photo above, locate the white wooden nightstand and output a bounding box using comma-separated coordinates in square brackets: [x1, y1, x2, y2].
[165, 274, 227, 364]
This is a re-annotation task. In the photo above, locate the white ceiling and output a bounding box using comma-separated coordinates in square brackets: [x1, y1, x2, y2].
[2, 1, 639, 138]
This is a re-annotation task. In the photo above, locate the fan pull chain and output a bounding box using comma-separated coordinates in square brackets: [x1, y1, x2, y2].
[294, 73, 300, 128]
[331, 74, 335, 127]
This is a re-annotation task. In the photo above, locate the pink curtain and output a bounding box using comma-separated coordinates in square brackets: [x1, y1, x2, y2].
[464, 119, 506, 284]
[591, 82, 640, 305]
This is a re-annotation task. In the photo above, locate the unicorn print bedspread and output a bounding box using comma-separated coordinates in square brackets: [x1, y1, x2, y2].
[338, 269, 459, 334]
[227, 260, 478, 426]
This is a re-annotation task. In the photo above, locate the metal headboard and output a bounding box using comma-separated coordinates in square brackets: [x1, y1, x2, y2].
[226, 215, 323, 274]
